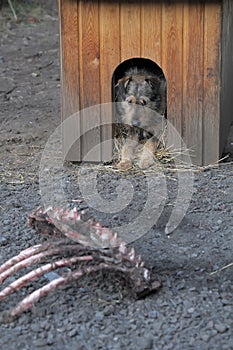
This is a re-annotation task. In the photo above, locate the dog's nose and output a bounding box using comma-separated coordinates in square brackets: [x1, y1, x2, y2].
[132, 120, 140, 127]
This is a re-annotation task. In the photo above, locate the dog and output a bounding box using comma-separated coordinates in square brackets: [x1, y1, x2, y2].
[115, 67, 167, 171]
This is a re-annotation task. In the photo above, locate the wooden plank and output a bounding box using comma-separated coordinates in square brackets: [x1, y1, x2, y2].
[100, 2, 120, 104]
[220, 0, 233, 155]
[78, 0, 101, 161]
[120, 0, 141, 61]
[182, 1, 204, 165]
[161, 1, 183, 151]
[58, 0, 81, 161]
[99, 2, 120, 161]
[203, 1, 221, 164]
[141, 1, 162, 66]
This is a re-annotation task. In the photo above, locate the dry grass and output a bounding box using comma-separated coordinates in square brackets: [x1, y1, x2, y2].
[113, 125, 232, 174]
[210, 262, 233, 276]
[112, 128, 194, 174]
[0, 145, 43, 184]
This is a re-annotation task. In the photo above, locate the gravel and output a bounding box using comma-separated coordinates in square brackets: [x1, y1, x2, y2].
[0, 2, 232, 349]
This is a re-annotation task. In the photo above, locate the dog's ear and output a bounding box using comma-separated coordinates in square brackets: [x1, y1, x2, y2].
[145, 76, 162, 89]
[115, 76, 132, 98]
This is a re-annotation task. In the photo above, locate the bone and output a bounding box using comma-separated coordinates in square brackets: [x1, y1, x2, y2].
[0, 244, 42, 275]
[0, 206, 161, 321]
[0, 255, 93, 301]
[0, 244, 87, 285]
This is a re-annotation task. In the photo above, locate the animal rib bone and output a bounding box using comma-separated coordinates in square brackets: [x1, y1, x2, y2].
[0, 206, 161, 321]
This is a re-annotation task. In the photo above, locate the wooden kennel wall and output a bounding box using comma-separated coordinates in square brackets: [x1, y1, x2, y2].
[58, 0, 233, 165]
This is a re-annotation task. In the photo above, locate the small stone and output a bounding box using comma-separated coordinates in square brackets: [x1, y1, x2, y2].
[23, 38, 29, 46]
[80, 167, 88, 175]
[217, 219, 222, 225]
[46, 334, 55, 345]
[0, 236, 8, 245]
[206, 320, 214, 329]
[187, 307, 195, 314]
[211, 329, 218, 337]
[31, 323, 41, 332]
[214, 323, 228, 333]
[44, 271, 60, 281]
[213, 264, 220, 271]
[32, 72, 40, 77]
[148, 310, 157, 319]
[94, 312, 104, 321]
[68, 328, 78, 337]
[103, 305, 114, 316]
[201, 333, 210, 342]
[34, 339, 48, 347]
[222, 298, 232, 305]
[143, 336, 154, 349]
[0, 78, 16, 93]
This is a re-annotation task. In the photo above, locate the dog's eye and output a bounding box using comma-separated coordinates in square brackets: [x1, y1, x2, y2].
[126, 96, 135, 104]
[140, 98, 147, 106]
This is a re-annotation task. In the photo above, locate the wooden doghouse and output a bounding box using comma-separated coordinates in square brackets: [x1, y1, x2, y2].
[58, 0, 233, 165]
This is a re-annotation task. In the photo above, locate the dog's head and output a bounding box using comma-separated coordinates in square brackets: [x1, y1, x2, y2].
[115, 74, 162, 108]
[115, 72, 165, 133]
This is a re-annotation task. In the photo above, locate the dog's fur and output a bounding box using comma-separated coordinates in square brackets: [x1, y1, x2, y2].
[115, 68, 167, 170]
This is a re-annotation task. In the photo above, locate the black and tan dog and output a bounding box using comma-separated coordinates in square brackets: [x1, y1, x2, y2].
[115, 68, 167, 171]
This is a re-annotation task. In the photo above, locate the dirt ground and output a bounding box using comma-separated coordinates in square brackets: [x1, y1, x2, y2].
[0, 1, 233, 349]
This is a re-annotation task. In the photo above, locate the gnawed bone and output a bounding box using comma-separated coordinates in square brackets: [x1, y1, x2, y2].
[0, 206, 161, 321]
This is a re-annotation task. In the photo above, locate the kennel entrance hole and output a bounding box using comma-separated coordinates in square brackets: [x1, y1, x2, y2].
[112, 58, 166, 102]
[112, 58, 167, 163]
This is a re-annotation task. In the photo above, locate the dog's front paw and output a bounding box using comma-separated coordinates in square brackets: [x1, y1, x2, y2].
[117, 160, 133, 171]
[138, 154, 155, 169]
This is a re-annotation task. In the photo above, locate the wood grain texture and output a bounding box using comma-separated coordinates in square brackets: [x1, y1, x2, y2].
[120, 0, 141, 61]
[182, 1, 204, 164]
[58, 0, 81, 160]
[99, 2, 120, 161]
[100, 2, 120, 104]
[220, 0, 233, 155]
[161, 1, 183, 151]
[203, 1, 221, 164]
[141, 1, 162, 66]
[78, 1, 101, 161]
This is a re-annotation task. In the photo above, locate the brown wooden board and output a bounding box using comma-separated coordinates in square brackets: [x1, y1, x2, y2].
[78, 1, 101, 162]
[58, 0, 81, 160]
[203, 1, 221, 164]
[161, 1, 183, 152]
[141, 1, 162, 66]
[182, 1, 204, 165]
[221, 0, 233, 156]
[99, 2, 121, 161]
[120, 0, 141, 61]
